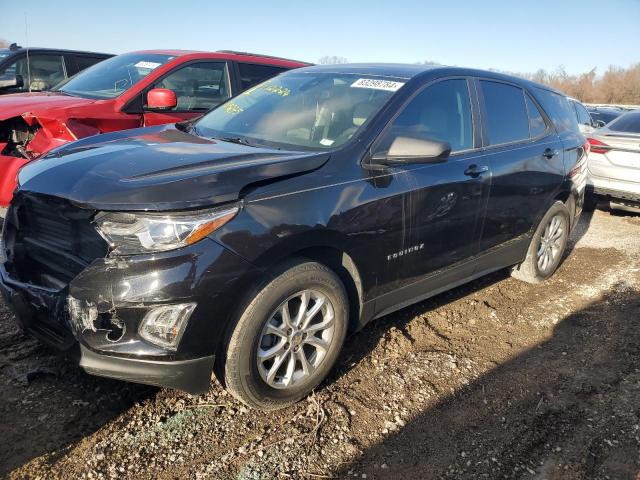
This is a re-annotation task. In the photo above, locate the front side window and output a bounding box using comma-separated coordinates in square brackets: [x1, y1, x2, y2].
[0, 54, 65, 91]
[196, 73, 400, 150]
[376, 78, 473, 153]
[481, 81, 529, 145]
[54, 53, 174, 99]
[150, 62, 230, 112]
[238, 63, 287, 90]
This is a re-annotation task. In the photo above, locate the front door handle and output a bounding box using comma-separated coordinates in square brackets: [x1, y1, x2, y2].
[464, 164, 489, 177]
[543, 148, 560, 159]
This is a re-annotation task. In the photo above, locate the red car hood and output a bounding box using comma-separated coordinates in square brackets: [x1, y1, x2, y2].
[0, 92, 96, 120]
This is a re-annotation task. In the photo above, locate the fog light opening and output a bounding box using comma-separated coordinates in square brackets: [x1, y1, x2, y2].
[102, 315, 125, 342]
[139, 303, 196, 350]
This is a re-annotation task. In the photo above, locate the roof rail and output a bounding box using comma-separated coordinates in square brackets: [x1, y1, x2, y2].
[216, 50, 312, 65]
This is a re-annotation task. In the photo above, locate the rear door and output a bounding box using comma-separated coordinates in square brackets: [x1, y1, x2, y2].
[143, 61, 232, 126]
[477, 80, 565, 258]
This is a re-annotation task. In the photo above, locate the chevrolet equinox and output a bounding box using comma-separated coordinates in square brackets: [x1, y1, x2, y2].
[0, 64, 587, 410]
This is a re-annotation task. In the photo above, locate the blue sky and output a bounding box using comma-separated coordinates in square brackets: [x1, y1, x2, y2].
[1, 0, 639, 75]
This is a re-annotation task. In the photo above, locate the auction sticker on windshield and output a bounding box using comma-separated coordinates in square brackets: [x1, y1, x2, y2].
[134, 61, 162, 70]
[351, 78, 405, 92]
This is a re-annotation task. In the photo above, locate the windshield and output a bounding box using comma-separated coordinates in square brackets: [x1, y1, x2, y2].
[54, 52, 174, 99]
[195, 72, 403, 150]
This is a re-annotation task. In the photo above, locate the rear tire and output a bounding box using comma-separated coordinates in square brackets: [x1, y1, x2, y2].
[512, 201, 570, 284]
[223, 260, 348, 410]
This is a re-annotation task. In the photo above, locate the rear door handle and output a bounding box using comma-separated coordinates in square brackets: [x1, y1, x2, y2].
[464, 164, 489, 177]
[543, 148, 560, 159]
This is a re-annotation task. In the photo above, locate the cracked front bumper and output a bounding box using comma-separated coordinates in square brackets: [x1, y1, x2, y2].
[0, 237, 257, 394]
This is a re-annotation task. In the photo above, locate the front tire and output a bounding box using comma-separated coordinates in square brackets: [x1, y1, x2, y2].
[223, 260, 348, 410]
[512, 201, 570, 284]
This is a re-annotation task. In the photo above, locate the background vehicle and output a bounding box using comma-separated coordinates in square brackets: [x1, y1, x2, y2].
[569, 98, 601, 134]
[585, 110, 640, 211]
[0, 43, 111, 94]
[1, 65, 587, 410]
[586, 106, 623, 125]
[0, 50, 309, 207]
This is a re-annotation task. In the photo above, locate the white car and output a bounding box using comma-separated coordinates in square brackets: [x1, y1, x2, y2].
[585, 110, 640, 212]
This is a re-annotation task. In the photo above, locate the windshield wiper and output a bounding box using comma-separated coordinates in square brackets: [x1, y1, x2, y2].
[216, 136, 258, 147]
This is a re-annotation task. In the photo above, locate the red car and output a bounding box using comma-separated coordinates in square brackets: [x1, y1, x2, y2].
[0, 50, 309, 206]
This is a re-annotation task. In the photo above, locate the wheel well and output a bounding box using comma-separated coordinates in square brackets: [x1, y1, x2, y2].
[554, 190, 576, 229]
[293, 246, 363, 331]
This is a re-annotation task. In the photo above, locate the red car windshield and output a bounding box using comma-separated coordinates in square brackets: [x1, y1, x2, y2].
[54, 52, 174, 99]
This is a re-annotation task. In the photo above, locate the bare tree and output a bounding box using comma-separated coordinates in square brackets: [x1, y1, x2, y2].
[318, 56, 348, 65]
[0, 39, 10, 48]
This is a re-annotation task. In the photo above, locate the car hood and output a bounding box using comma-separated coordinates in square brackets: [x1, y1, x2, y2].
[0, 92, 96, 120]
[18, 124, 329, 211]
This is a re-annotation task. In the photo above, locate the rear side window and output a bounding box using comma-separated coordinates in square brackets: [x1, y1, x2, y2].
[377, 78, 473, 153]
[534, 88, 580, 133]
[525, 95, 547, 138]
[74, 56, 106, 72]
[480, 81, 529, 145]
[608, 111, 640, 133]
[238, 63, 287, 90]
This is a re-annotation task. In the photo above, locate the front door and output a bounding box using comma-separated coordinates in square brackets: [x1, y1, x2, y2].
[143, 61, 232, 126]
[372, 78, 489, 314]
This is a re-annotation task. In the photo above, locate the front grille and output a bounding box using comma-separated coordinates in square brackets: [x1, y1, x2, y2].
[3, 193, 109, 287]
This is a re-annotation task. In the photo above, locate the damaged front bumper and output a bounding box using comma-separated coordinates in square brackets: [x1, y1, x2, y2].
[0, 237, 257, 394]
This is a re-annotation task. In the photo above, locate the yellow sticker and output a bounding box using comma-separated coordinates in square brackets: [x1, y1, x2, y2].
[224, 103, 244, 114]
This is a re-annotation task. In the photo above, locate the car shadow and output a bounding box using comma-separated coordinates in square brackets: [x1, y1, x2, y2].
[336, 285, 640, 479]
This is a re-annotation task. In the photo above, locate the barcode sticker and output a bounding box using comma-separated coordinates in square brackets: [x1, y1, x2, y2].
[134, 61, 162, 70]
[351, 78, 405, 92]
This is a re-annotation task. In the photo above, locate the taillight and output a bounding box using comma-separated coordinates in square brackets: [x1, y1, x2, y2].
[587, 137, 610, 154]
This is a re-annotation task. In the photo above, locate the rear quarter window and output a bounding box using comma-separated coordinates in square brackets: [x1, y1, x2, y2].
[534, 88, 580, 133]
[237, 63, 287, 90]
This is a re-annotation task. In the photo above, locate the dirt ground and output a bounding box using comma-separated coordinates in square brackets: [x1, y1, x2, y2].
[1, 207, 639, 480]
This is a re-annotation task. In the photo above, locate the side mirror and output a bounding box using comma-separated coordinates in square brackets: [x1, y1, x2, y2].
[146, 88, 177, 110]
[594, 120, 606, 128]
[371, 136, 451, 166]
[0, 74, 24, 90]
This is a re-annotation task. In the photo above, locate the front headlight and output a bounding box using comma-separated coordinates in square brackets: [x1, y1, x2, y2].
[94, 204, 239, 255]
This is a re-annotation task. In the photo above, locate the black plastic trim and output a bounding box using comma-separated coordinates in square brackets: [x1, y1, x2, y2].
[80, 345, 215, 395]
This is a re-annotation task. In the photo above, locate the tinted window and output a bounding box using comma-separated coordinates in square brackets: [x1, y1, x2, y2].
[74, 56, 106, 72]
[378, 79, 473, 152]
[534, 88, 580, 133]
[525, 95, 546, 138]
[573, 101, 592, 126]
[238, 63, 287, 90]
[481, 81, 529, 145]
[0, 54, 66, 91]
[152, 62, 230, 111]
[607, 111, 640, 134]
